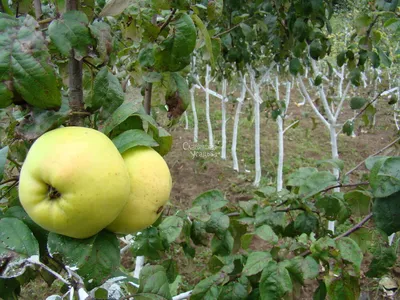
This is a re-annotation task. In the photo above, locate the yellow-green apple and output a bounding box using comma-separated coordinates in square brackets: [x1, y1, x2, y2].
[18, 127, 131, 239]
[106, 146, 172, 234]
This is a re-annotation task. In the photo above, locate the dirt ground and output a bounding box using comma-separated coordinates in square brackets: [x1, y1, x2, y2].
[18, 86, 400, 299]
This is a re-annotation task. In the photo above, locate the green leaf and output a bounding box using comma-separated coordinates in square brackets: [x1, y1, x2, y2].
[132, 227, 165, 260]
[192, 190, 228, 213]
[370, 157, 400, 198]
[377, 47, 392, 67]
[337, 51, 347, 67]
[165, 72, 190, 119]
[143, 72, 163, 83]
[242, 251, 271, 276]
[154, 13, 196, 72]
[98, 0, 131, 16]
[190, 220, 208, 246]
[349, 68, 361, 86]
[4, 206, 49, 254]
[287, 167, 318, 187]
[289, 58, 302, 76]
[0, 146, 9, 182]
[299, 171, 338, 198]
[313, 280, 327, 300]
[337, 237, 363, 273]
[238, 200, 257, 216]
[205, 212, 230, 235]
[191, 14, 214, 66]
[15, 96, 70, 141]
[310, 237, 337, 261]
[112, 129, 159, 154]
[102, 101, 143, 136]
[0, 277, 20, 299]
[355, 14, 372, 35]
[286, 256, 319, 284]
[260, 261, 293, 300]
[159, 216, 184, 244]
[0, 218, 39, 278]
[373, 191, 400, 235]
[314, 75, 322, 86]
[342, 120, 354, 136]
[240, 233, 254, 250]
[255, 225, 278, 245]
[326, 274, 360, 300]
[161, 259, 178, 284]
[294, 212, 318, 235]
[0, 14, 61, 109]
[48, 231, 120, 289]
[350, 97, 367, 109]
[349, 228, 371, 253]
[137, 265, 172, 300]
[149, 126, 172, 156]
[344, 190, 372, 217]
[191, 273, 226, 300]
[366, 244, 397, 277]
[89, 21, 112, 62]
[254, 206, 286, 234]
[48, 11, 93, 59]
[309, 40, 323, 60]
[219, 282, 247, 300]
[369, 51, 380, 68]
[86, 67, 124, 119]
[365, 156, 389, 170]
[211, 230, 234, 256]
[316, 158, 344, 172]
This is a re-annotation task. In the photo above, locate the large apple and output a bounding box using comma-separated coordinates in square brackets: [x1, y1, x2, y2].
[106, 146, 172, 234]
[19, 127, 131, 239]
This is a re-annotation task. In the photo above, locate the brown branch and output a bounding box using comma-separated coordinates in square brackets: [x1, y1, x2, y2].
[7, 156, 21, 169]
[0, 177, 19, 185]
[300, 213, 373, 257]
[213, 23, 242, 38]
[321, 181, 370, 193]
[66, 0, 86, 126]
[353, 90, 385, 121]
[365, 15, 380, 40]
[0, 181, 18, 199]
[227, 212, 240, 217]
[144, 83, 152, 115]
[157, 9, 177, 38]
[345, 136, 400, 176]
[34, 0, 43, 20]
[334, 213, 373, 241]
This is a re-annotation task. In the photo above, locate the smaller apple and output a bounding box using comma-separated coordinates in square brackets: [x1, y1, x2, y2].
[107, 146, 172, 234]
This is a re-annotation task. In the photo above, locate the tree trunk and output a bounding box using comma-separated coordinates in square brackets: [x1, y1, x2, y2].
[66, 0, 85, 126]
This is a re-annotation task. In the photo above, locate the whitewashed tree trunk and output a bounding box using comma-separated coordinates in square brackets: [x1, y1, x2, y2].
[232, 74, 246, 172]
[221, 78, 227, 159]
[205, 65, 214, 149]
[276, 115, 284, 192]
[395, 79, 400, 131]
[253, 96, 261, 187]
[183, 111, 189, 130]
[190, 86, 198, 143]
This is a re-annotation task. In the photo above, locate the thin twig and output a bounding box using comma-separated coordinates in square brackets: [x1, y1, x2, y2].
[353, 90, 384, 121]
[158, 9, 177, 38]
[0, 176, 19, 185]
[214, 16, 255, 38]
[334, 213, 373, 241]
[7, 156, 21, 169]
[321, 181, 370, 193]
[300, 213, 373, 257]
[345, 136, 400, 176]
